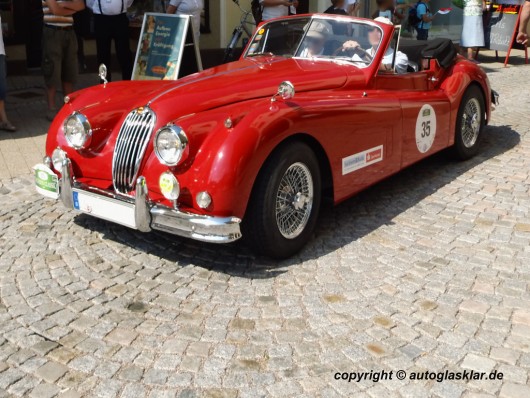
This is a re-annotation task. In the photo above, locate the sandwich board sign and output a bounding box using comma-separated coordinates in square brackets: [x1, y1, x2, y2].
[132, 13, 203, 80]
[483, 3, 529, 66]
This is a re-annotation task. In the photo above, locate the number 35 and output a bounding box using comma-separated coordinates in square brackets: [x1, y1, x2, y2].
[421, 120, 431, 138]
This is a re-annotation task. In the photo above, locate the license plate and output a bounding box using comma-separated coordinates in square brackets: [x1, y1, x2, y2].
[34, 164, 59, 199]
[72, 189, 137, 229]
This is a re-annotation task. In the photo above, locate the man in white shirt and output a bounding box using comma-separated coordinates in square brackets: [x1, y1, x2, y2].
[343, 0, 360, 16]
[260, 0, 298, 21]
[339, 18, 409, 73]
[166, 0, 203, 42]
[87, 0, 134, 81]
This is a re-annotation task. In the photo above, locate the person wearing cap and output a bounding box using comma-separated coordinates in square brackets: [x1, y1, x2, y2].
[338, 17, 409, 73]
[299, 21, 331, 57]
[343, 0, 360, 16]
[260, 0, 299, 21]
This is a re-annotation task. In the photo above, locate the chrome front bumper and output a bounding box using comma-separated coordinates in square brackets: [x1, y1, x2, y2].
[57, 159, 242, 243]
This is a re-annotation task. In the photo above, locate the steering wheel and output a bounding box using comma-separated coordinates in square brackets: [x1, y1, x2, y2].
[334, 44, 374, 63]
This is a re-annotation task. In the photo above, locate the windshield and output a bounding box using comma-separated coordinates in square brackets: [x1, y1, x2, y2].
[244, 17, 384, 68]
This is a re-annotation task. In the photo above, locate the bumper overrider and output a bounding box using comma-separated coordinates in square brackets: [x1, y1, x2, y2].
[35, 156, 242, 243]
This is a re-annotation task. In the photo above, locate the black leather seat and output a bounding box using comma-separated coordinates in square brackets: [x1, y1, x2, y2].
[420, 38, 457, 69]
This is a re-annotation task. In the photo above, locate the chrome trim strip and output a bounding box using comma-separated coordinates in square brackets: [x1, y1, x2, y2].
[150, 208, 242, 243]
[112, 107, 156, 194]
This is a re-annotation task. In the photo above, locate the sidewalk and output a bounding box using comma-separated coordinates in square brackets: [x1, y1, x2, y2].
[0, 72, 98, 180]
[0, 49, 528, 180]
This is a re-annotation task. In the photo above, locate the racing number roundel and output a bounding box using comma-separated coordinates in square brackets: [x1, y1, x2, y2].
[415, 104, 437, 153]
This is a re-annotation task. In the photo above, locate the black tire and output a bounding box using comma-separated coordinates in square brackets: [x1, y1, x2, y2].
[242, 142, 321, 259]
[452, 85, 485, 160]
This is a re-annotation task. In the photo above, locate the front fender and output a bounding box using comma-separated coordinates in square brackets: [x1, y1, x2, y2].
[441, 59, 493, 146]
[142, 98, 303, 219]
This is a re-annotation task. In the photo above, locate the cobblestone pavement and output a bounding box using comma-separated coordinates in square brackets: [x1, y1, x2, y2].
[0, 53, 529, 397]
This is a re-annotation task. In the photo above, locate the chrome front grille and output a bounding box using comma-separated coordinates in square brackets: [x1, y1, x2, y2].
[112, 107, 156, 194]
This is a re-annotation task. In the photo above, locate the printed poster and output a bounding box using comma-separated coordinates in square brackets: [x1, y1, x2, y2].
[132, 13, 201, 81]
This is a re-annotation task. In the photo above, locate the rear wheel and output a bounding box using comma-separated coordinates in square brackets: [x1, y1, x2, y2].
[242, 142, 321, 259]
[452, 85, 485, 160]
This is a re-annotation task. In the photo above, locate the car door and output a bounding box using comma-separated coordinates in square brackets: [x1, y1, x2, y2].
[373, 70, 451, 169]
[294, 89, 403, 204]
[399, 78, 452, 168]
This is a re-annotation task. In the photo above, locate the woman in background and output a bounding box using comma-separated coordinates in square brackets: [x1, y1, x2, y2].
[166, 0, 204, 43]
[461, 0, 486, 61]
[0, 16, 15, 132]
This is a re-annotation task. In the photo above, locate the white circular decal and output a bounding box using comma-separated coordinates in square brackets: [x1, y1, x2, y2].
[415, 104, 437, 153]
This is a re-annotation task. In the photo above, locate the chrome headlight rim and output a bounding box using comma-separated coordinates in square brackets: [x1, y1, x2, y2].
[154, 125, 189, 166]
[63, 112, 92, 150]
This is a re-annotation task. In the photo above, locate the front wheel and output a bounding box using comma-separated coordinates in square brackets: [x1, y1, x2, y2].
[242, 142, 321, 259]
[452, 85, 485, 160]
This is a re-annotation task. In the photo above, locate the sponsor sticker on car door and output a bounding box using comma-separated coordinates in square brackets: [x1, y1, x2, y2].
[342, 145, 384, 175]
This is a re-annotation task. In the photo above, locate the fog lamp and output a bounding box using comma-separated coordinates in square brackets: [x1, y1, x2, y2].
[51, 148, 67, 171]
[159, 172, 180, 200]
[196, 191, 212, 209]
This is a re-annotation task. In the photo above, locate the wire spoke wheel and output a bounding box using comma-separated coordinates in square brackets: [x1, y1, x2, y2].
[453, 86, 485, 160]
[275, 162, 314, 239]
[242, 142, 321, 258]
[461, 98, 481, 148]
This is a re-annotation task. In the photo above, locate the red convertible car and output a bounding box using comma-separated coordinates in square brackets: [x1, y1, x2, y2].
[34, 15, 497, 258]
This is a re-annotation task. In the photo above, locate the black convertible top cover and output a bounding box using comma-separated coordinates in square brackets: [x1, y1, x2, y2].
[420, 38, 457, 69]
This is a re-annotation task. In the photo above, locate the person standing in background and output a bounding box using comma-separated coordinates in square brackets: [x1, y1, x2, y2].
[260, 0, 299, 21]
[415, 0, 434, 40]
[87, 0, 134, 82]
[0, 16, 15, 132]
[324, 0, 347, 15]
[42, 0, 85, 121]
[461, 0, 486, 61]
[343, 0, 360, 16]
[73, 0, 90, 71]
[516, 0, 529, 45]
[166, 0, 204, 43]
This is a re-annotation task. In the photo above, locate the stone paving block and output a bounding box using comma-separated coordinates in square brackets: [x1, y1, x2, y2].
[499, 383, 530, 398]
[35, 361, 68, 383]
[1, 54, 530, 398]
[29, 382, 61, 398]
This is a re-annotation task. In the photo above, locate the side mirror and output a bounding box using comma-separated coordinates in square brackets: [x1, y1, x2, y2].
[271, 81, 295, 103]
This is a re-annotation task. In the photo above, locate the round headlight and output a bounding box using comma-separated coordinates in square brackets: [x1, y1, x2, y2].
[63, 112, 92, 149]
[154, 125, 188, 166]
[159, 172, 180, 200]
[51, 148, 66, 171]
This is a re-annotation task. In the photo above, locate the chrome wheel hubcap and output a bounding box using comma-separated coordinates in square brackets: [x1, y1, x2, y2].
[275, 162, 314, 239]
[461, 98, 481, 148]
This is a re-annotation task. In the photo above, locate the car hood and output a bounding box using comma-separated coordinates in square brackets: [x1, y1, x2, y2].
[147, 57, 350, 114]
[73, 57, 351, 118]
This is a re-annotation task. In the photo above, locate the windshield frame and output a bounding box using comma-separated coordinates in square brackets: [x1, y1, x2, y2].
[243, 15, 387, 69]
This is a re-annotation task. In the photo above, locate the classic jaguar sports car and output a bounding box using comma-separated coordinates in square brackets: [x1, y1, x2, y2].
[34, 14, 497, 259]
